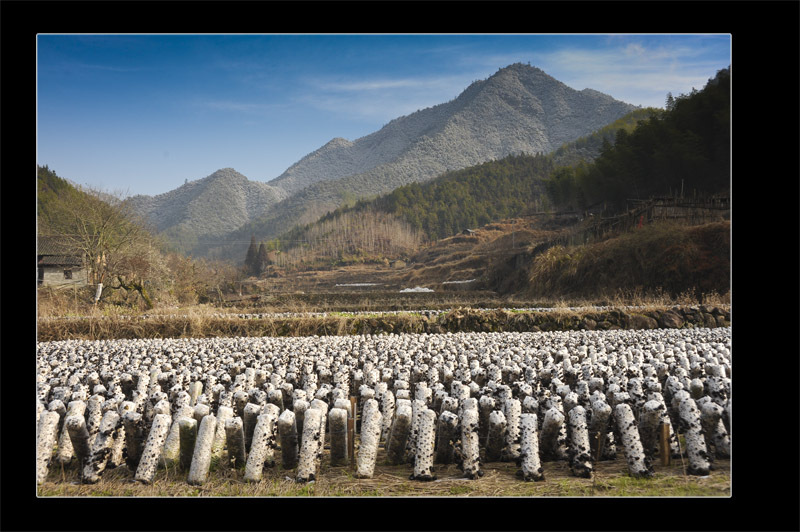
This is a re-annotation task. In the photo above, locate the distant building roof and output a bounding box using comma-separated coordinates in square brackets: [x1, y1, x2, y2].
[38, 236, 80, 255]
[38, 236, 84, 266]
[38, 254, 83, 267]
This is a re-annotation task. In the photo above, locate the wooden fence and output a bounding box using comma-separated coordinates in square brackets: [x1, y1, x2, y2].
[530, 195, 729, 256]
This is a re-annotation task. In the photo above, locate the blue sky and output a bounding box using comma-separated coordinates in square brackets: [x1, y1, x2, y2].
[37, 34, 731, 197]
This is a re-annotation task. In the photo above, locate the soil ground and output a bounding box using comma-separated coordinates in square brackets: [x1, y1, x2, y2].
[39, 445, 730, 498]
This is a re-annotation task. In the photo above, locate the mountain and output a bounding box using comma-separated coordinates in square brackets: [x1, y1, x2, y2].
[262, 106, 657, 267]
[267, 63, 638, 197]
[127, 168, 286, 255]
[131, 63, 639, 259]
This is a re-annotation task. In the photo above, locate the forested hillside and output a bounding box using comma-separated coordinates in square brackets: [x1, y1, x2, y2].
[545, 68, 730, 212]
[205, 63, 639, 261]
[38, 165, 87, 233]
[259, 65, 729, 275]
[273, 106, 656, 258]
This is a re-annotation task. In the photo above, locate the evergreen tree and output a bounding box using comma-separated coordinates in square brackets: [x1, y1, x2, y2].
[256, 242, 269, 276]
[244, 234, 258, 275]
[665, 92, 676, 111]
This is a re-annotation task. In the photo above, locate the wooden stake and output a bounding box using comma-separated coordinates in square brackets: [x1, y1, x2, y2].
[348, 396, 356, 468]
[595, 431, 606, 462]
[660, 423, 671, 466]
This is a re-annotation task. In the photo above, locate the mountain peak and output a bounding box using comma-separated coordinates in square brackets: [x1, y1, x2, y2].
[134, 62, 640, 259]
[489, 62, 553, 82]
[324, 137, 353, 148]
[207, 168, 246, 180]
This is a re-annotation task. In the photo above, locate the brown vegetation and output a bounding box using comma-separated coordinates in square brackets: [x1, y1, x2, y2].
[525, 221, 730, 302]
[38, 448, 729, 497]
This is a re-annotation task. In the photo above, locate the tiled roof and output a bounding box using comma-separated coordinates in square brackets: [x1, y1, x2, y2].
[38, 254, 83, 266]
[38, 236, 81, 256]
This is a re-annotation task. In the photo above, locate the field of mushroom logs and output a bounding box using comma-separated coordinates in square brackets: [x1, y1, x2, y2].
[36, 327, 731, 490]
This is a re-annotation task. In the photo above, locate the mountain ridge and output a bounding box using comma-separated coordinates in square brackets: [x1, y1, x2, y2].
[130, 63, 639, 259]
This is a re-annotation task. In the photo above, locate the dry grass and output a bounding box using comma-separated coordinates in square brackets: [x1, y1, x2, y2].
[524, 221, 730, 303]
[38, 447, 730, 498]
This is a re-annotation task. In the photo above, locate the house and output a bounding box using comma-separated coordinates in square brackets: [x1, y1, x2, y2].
[37, 236, 88, 287]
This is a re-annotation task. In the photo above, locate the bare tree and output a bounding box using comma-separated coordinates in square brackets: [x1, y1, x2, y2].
[40, 185, 162, 308]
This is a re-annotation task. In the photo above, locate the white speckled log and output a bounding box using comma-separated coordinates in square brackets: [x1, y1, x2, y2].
[48, 399, 66, 429]
[589, 399, 613, 460]
[36, 400, 45, 435]
[435, 410, 459, 465]
[309, 399, 329, 460]
[453, 382, 471, 413]
[485, 410, 507, 462]
[519, 413, 544, 481]
[614, 403, 652, 478]
[267, 389, 284, 412]
[725, 397, 731, 437]
[242, 402, 263, 453]
[122, 411, 145, 469]
[440, 396, 459, 415]
[135, 413, 171, 484]
[83, 410, 120, 483]
[262, 404, 281, 467]
[278, 409, 299, 470]
[380, 390, 395, 442]
[293, 399, 309, 445]
[540, 407, 567, 461]
[700, 400, 730, 459]
[233, 390, 249, 418]
[412, 408, 437, 480]
[567, 406, 592, 478]
[706, 376, 728, 408]
[478, 395, 495, 443]
[689, 378, 704, 400]
[211, 405, 234, 457]
[296, 407, 322, 482]
[648, 391, 681, 457]
[677, 397, 711, 475]
[333, 398, 352, 417]
[244, 409, 278, 482]
[415, 384, 432, 408]
[502, 398, 522, 462]
[193, 403, 210, 424]
[406, 399, 426, 464]
[161, 406, 193, 468]
[225, 417, 247, 469]
[281, 383, 294, 412]
[460, 406, 483, 479]
[56, 400, 86, 465]
[178, 417, 198, 471]
[563, 392, 579, 415]
[85, 394, 105, 442]
[356, 399, 383, 479]
[108, 402, 135, 469]
[65, 414, 91, 468]
[386, 401, 413, 465]
[188, 381, 203, 406]
[433, 389, 447, 413]
[522, 395, 538, 414]
[328, 408, 349, 466]
[36, 410, 60, 484]
[638, 400, 665, 458]
[187, 414, 217, 485]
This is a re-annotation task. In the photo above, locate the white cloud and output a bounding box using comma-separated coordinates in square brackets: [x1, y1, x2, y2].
[299, 74, 474, 122]
[530, 41, 729, 107]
